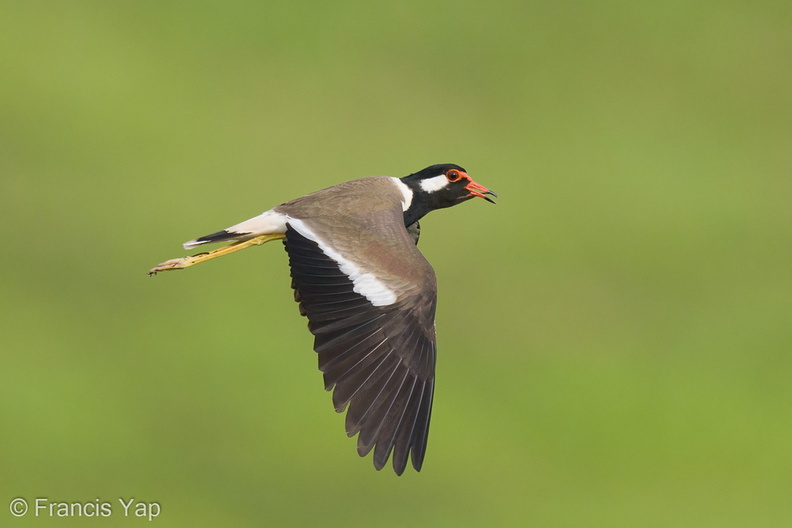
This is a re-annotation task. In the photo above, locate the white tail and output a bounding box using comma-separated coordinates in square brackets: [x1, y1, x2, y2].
[182, 209, 289, 250]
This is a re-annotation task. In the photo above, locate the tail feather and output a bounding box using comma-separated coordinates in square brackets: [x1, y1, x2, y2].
[182, 208, 289, 250]
[183, 230, 245, 250]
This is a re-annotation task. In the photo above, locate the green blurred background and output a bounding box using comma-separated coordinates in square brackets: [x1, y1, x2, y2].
[2, 1, 791, 526]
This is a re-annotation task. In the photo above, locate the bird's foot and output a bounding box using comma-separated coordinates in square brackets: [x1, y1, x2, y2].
[148, 256, 201, 275]
[148, 233, 286, 275]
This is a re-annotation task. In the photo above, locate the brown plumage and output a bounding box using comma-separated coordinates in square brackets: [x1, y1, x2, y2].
[148, 164, 496, 474]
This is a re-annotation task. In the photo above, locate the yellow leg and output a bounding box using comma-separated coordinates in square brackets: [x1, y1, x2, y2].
[148, 233, 286, 275]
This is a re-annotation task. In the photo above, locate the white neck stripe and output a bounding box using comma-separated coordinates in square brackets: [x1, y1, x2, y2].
[391, 177, 413, 211]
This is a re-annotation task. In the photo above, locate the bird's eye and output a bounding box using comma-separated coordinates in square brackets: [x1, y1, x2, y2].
[446, 170, 462, 182]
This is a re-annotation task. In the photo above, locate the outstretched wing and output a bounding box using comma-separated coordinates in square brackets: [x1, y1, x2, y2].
[282, 208, 437, 475]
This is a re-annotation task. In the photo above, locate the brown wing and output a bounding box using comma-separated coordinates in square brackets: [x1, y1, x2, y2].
[281, 204, 437, 475]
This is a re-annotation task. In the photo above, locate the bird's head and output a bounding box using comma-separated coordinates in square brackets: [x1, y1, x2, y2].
[401, 164, 497, 220]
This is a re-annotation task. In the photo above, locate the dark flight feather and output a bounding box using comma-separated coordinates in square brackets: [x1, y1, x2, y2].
[283, 225, 436, 474]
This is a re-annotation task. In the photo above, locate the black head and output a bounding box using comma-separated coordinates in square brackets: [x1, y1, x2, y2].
[400, 164, 497, 225]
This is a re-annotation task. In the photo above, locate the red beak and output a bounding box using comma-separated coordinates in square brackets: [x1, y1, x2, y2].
[465, 180, 498, 204]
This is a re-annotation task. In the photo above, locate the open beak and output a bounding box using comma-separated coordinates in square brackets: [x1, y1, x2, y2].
[465, 180, 498, 204]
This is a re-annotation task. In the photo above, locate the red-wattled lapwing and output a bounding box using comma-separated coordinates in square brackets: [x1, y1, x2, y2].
[149, 164, 496, 475]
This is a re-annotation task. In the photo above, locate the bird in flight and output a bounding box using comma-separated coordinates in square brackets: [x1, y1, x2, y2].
[149, 164, 496, 474]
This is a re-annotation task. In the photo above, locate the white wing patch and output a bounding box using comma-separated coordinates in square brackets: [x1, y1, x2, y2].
[418, 174, 449, 193]
[287, 217, 398, 307]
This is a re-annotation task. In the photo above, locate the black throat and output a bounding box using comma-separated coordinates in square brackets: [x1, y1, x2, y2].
[399, 163, 468, 227]
[402, 188, 434, 227]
